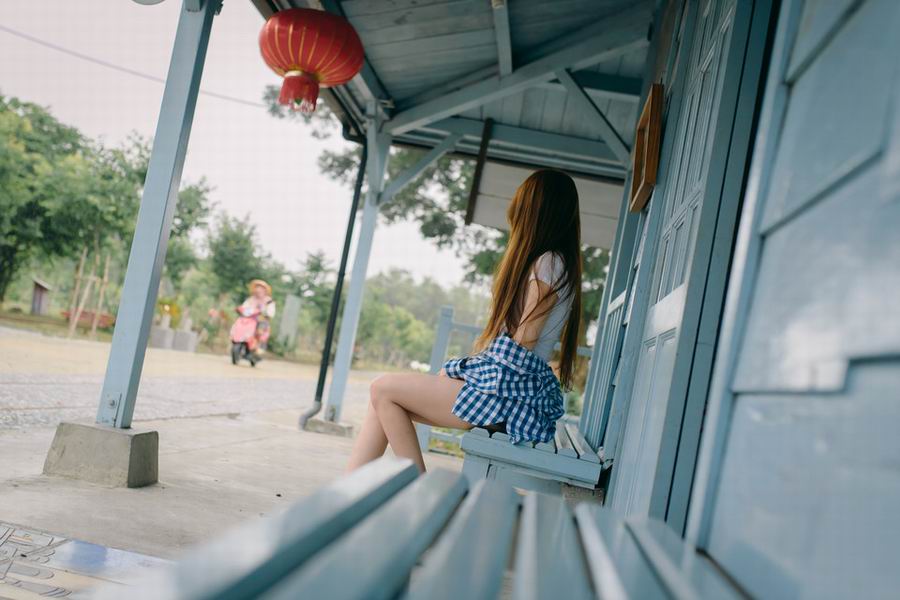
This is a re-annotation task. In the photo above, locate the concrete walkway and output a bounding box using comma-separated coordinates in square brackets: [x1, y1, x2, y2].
[0, 326, 462, 596]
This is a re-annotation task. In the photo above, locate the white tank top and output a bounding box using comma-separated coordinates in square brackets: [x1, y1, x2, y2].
[527, 252, 573, 361]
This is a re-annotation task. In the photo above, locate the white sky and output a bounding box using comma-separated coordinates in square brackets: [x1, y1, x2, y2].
[0, 0, 468, 286]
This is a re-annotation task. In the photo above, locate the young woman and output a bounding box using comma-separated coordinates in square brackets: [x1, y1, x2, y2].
[346, 169, 582, 473]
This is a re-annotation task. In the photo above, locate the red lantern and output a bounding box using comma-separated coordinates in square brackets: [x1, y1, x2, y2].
[259, 8, 364, 113]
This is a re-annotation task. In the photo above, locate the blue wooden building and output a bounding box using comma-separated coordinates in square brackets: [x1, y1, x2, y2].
[63, 0, 899, 596]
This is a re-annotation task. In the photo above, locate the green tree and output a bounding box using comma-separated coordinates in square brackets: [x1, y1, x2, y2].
[164, 178, 214, 287]
[285, 251, 335, 326]
[0, 95, 127, 301]
[207, 214, 265, 303]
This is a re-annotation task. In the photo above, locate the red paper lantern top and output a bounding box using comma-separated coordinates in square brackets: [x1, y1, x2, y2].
[259, 8, 364, 113]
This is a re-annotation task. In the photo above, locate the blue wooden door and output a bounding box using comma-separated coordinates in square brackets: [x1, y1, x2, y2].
[609, 0, 766, 519]
[687, 0, 900, 597]
[583, 0, 695, 461]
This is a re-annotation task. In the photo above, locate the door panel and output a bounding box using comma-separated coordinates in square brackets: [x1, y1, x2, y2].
[611, 0, 743, 517]
[700, 0, 900, 597]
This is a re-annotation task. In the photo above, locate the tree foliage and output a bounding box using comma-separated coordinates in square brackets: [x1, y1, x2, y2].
[207, 214, 265, 303]
[282, 251, 334, 326]
[0, 96, 143, 300]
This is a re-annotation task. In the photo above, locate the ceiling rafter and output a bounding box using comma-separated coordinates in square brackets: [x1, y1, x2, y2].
[556, 68, 630, 163]
[384, 2, 650, 135]
[492, 0, 513, 76]
[315, 0, 393, 107]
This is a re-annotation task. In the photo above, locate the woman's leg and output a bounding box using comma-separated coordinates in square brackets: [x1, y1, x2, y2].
[350, 373, 470, 473]
[345, 400, 389, 472]
[345, 377, 454, 472]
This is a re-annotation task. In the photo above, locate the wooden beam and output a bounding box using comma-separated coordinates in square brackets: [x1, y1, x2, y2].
[492, 0, 513, 76]
[385, 3, 651, 135]
[317, 0, 391, 104]
[556, 68, 630, 163]
[535, 71, 643, 102]
[425, 117, 620, 165]
[380, 134, 461, 204]
[465, 119, 494, 225]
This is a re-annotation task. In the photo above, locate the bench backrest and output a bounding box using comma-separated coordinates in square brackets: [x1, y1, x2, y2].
[90, 457, 743, 599]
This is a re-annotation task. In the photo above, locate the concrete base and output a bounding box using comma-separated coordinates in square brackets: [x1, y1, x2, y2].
[172, 329, 199, 352]
[149, 325, 175, 349]
[43, 422, 159, 488]
[303, 417, 355, 438]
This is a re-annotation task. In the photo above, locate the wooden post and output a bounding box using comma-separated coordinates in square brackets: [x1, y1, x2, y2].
[69, 252, 98, 338]
[90, 253, 111, 339]
[68, 246, 88, 328]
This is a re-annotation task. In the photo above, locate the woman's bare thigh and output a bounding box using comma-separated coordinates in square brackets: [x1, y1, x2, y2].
[373, 373, 472, 430]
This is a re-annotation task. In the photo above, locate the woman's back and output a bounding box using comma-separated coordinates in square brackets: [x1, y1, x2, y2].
[528, 251, 573, 361]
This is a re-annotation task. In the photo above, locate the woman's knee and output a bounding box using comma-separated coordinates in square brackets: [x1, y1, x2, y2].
[369, 374, 395, 410]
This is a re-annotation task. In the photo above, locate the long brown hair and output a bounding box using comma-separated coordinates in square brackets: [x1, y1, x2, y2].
[475, 169, 582, 389]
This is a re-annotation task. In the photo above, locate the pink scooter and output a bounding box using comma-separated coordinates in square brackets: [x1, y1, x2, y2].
[229, 305, 270, 367]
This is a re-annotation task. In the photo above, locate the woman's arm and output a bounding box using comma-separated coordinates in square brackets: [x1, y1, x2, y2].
[512, 278, 557, 350]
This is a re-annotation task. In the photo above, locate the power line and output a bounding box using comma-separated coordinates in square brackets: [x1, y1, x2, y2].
[0, 23, 267, 109]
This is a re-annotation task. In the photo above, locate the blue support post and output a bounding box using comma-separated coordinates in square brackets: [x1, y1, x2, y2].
[429, 306, 455, 374]
[96, 0, 219, 428]
[323, 110, 391, 422]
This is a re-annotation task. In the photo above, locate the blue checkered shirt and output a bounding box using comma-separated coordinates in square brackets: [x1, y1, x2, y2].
[444, 334, 564, 444]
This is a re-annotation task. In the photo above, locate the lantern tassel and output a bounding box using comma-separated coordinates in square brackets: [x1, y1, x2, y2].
[279, 72, 320, 113]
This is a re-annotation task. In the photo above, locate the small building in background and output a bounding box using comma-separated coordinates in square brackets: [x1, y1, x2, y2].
[30, 277, 52, 316]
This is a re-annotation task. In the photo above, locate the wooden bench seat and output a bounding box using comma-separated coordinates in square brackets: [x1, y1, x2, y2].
[461, 421, 606, 494]
[89, 457, 742, 600]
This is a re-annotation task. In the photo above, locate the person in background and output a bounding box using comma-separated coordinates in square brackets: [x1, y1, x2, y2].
[241, 279, 276, 356]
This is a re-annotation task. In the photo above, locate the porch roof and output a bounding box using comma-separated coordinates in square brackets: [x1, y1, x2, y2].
[251, 0, 653, 249]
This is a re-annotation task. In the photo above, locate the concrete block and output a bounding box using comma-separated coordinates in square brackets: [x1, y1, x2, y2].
[303, 417, 355, 438]
[43, 422, 158, 488]
[149, 326, 174, 349]
[172, 330, 199, 352]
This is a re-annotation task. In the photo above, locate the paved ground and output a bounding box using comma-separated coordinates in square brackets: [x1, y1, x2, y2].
[0, 325, 378, 430]
[0, 325, 462, 596]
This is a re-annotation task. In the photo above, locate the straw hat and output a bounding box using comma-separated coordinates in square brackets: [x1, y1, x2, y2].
[248, 279, 272, 296]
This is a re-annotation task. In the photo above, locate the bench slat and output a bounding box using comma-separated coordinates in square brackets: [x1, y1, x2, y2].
[491, 431, 510, 442]
[462, 431, 603, 485]
[262, 469, 468, 600]
[90, 458, 418, 600]
[626, 520, 744, 600]
[406, 480, 519, 600]
[575, 505, 666, 599]
[575, 505, 743, 599]
[565, 423, 601, 463]
[555, 427, 578, 457]
[514, 493, 594, 600]
[533, 439, 556, 453]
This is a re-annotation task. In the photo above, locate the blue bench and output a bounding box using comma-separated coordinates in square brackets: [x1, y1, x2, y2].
[90, 457, 742, 599]
[461, 419, 606, 495]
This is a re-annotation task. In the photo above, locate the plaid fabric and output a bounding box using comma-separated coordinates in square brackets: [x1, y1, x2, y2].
[444, 334, 564, 444]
